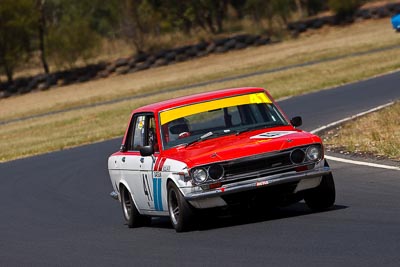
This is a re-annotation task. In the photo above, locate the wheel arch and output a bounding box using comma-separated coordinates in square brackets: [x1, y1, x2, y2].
[165, 176, 187, 196]
[119, 180, 142, 213]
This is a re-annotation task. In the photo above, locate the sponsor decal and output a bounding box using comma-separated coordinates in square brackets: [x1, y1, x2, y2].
[138, 116, 145, 130]
[162, 165, 170, 172]
[250, 131, 297, 139]
[256, 181, 269, 187]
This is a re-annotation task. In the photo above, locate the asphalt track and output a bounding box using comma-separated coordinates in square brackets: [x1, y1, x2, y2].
[0, 71, 399, 266]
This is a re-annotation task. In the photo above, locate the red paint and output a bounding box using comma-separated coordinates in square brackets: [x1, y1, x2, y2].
[115, 87, 324, 169]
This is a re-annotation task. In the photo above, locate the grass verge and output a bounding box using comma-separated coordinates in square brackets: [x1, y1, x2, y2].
[322, 102, 400, 162]
[1, 18, 400, 162]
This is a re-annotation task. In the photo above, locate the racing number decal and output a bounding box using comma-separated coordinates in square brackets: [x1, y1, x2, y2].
[142, 172, 162, 211]
[142, 174, 153, 202]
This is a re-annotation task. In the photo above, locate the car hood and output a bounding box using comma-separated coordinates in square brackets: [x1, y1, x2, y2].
[162, 126, 322, 168]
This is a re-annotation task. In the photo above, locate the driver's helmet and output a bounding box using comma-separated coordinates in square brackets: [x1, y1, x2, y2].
[168, 118, 190, 141]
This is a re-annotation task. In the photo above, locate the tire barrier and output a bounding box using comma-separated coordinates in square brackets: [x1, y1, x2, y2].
[287, 2, 400, 36]
[0, 33, 273, 98]
[1, 2, 399, 99]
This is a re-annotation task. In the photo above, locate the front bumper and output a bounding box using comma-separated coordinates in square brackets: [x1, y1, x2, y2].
[184, 164, 331, 201]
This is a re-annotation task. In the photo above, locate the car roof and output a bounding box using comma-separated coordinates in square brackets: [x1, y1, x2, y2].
[132, 87, 267, 114]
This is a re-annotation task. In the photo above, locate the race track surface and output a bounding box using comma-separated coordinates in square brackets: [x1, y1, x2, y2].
[1, 71, 399, 266]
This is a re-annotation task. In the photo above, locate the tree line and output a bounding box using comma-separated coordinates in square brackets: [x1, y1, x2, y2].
[0, 0, 365, 83]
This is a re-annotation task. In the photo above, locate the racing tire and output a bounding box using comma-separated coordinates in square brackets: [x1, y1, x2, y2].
[304, 172, 336, 212]
[167, 182, 195, 232]
[121, 186, 148, 228]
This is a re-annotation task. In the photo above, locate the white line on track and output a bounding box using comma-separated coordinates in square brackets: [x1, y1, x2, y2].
[310, 102, 395, 134]
[311, 102, 400, 171]
[325, 155, 400, 171]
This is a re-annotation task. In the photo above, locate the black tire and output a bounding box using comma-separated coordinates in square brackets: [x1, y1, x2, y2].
[121, 186, 148, 228]
[167, 182, 195, 232]
[304, 172, 336, 212]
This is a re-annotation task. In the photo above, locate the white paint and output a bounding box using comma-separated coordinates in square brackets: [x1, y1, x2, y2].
[325, 155, 400, 171]
[251, 131, 297, 139]
[294, 177, 322, 193]
[311, 102, 399, 171]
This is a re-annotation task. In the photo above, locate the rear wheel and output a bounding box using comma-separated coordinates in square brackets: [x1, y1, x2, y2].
[121, 186, 149, 228]
[167, 182, 195, 232]
[304, 172, 335, 211]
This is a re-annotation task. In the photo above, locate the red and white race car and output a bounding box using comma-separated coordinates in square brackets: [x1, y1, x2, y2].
[108, 87, 335, 232]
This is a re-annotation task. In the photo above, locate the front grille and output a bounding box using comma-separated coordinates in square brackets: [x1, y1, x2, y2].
[223, 152, 292, 178]
[192, 144, 321, 186]
[219, 150, 297, 183]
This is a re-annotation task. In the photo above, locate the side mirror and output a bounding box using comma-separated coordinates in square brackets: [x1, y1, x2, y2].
[119, 144, 127, 152]
[290, 116, 302, 127]
[140, 146, 154, 157]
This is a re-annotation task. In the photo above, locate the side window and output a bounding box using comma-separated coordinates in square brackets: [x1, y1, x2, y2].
[148, 117, 159, 152]
[126, 114, 159, 152]
[132, 115, 146, 150]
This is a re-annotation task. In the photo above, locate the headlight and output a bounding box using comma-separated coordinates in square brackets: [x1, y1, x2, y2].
[306, 145, 322, 161]
[290, 149, 305, 164]
[208, 164, 224, 180]
[192, 168, 207, 184]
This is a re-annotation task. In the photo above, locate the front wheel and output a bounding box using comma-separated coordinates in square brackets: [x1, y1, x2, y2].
[304, 172, 336, 211]
[167, 182, 195, 232]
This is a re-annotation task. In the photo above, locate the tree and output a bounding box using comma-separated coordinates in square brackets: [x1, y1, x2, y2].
[37, 0, 49, 74]
[0, 0, 37, 82]
[42, 0, 102, 68]
[230, 0, 247, 19]
[148, 0, 228, 35]
[328, 0, 364, 19]
[245, 0, 294, 33]
[119, 0, 162, 53]
[193, 0, 229, 34]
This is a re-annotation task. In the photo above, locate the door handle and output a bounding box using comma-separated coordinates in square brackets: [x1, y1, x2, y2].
[122, 157, 125, 163]
[140, 158, 144, 163]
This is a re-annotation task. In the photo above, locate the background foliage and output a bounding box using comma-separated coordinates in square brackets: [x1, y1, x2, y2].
[0, 0, 371, 82]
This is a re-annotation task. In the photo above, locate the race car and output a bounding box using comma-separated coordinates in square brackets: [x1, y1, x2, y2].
[108, 87, 335, 232]
[392, 14, 400, 32]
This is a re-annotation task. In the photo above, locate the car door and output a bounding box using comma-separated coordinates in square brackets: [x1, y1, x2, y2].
[121, 113, 159, 212]
[139, 116, 164, 212]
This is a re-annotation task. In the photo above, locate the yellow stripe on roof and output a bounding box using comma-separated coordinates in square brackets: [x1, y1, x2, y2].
[160, 92, 271, 125]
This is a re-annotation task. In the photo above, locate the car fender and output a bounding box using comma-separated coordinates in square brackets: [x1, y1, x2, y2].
[118, 179, 142, 213]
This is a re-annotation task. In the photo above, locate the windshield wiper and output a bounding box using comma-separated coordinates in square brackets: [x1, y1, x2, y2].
[236, 123, 286, 135]
[235, 127, 254, 136]
[185, 131, 214, 147]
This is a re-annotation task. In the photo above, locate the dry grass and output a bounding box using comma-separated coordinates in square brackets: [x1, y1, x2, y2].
[323, 102, 400, 161]
[1, 18, 398, 121]
[1, 18, 400, 162]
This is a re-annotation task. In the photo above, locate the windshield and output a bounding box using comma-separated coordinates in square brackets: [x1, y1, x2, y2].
[159, 92, 288, 149]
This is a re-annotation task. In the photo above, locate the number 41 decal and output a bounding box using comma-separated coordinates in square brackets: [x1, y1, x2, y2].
[142, 174, 153, 202]
[142, 173, 163, 211]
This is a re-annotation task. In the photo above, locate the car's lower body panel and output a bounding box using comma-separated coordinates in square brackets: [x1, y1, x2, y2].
[184, 162, 330, 209]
